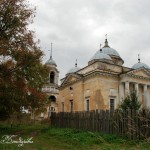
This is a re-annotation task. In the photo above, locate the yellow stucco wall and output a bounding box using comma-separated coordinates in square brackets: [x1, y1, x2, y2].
[58, 74, 119, 112]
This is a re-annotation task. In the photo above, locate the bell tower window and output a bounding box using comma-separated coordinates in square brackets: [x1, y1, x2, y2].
[50, 72, 55, 83]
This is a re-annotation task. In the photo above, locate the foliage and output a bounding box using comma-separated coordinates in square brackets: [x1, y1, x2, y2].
[0, 0, 49, 119]
[120, 90, 141, 111]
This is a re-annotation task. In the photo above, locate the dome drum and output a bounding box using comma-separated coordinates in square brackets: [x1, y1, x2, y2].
[110, 55, 124, 66]
[88, 58, 114, 65]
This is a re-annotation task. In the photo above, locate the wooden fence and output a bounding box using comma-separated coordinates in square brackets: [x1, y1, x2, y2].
[51, 109, 150, 140]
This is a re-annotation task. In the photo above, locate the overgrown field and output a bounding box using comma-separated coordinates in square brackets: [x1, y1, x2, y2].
[0, 122, 150, 150]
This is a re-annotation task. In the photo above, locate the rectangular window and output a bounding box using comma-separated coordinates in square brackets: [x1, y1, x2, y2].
[62, 102, 64, 112]
[110, 99, 115, 112]
[70, 100, 73, 112]
[51, 107, 55, 112]
[86, 99, 90, 111]
[51, 107, 53, 111]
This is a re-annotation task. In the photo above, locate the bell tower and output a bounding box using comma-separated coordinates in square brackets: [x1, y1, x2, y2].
[42, 43, 59, 118]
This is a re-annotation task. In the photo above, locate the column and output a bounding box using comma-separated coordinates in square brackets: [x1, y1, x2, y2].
[119, 82, 124, 102]
[144, 84, 148, 108]
[125, 81, 129, 96]
[135, 83, 139, 99]
[56, 73, 59, 85]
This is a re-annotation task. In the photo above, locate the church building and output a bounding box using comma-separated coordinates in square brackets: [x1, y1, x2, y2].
[58, 38, 150, 112]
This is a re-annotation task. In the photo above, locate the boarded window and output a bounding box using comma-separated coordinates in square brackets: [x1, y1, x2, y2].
[110, 99, 115, 112]
[70, 100, 73, 112]
[62, 102, 64, 112]
[86, 99, 90, 111]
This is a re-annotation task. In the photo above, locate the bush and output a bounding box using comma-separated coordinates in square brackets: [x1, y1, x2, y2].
[120, 90, 141, 111]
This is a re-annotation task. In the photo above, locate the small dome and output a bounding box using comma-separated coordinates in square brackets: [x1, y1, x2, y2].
[46, 57, 56, 66]
[67, 60, 80, 74]
[102, 47, 120, 57]
[67, 66, 80, 74]
[90, 50, 112, 61]
[132, 62, 150, 69]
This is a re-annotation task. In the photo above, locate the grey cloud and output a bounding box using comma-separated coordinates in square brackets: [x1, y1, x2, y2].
[30, 0, 150, 78]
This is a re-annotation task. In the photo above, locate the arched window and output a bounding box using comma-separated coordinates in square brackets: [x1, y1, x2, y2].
[49, 95, 56, 102]
[50, 72, 55, 83]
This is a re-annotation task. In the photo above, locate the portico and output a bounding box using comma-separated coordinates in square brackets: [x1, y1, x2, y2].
[119, 80, 150, 108]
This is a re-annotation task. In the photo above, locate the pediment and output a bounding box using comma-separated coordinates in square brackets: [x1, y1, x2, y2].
[61, 74, 82, 86]
[67, 76, 78, 82]
[127, 68, 150, 78]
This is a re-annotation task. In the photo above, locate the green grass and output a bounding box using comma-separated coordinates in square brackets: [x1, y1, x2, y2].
[0, 122, 150, 150]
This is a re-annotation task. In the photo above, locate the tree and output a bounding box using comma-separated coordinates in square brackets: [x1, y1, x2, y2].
[120, 90, 141, 111]
[0, 0, 49, 120]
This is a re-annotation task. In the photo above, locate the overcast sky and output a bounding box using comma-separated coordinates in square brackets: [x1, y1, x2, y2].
[30, 0, 150, 79]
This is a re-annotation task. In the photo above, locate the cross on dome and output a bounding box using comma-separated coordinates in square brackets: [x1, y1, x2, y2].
[138, 54, 140, 63]
[50, 42, 53, 59]
[100, 43, 102, 52]
[103, 34, 110, 48]
[75, 59, 77, 67]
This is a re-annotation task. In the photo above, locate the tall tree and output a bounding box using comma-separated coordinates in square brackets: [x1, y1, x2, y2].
[0, 0, 49, 119]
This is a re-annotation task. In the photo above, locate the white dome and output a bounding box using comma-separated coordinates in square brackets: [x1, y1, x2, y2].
[132, 62, 150, 69]
[67, 66, 80, 74]
[102, 47, 120, 57]
[90, 50, 112, 61]
[46, 57, 56, 66]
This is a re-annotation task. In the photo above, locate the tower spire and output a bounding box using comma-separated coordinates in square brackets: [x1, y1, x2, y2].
[75, 59, 77, 67]
[50, 42, 53, 59]
[138, 54, 140, 63]
[103, 34, 110, 48]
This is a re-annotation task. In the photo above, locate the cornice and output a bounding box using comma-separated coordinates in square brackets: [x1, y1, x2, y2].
[83, 71, 118, 82]
[120, 73, 150, 81]
[59, 70, 118, 90]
